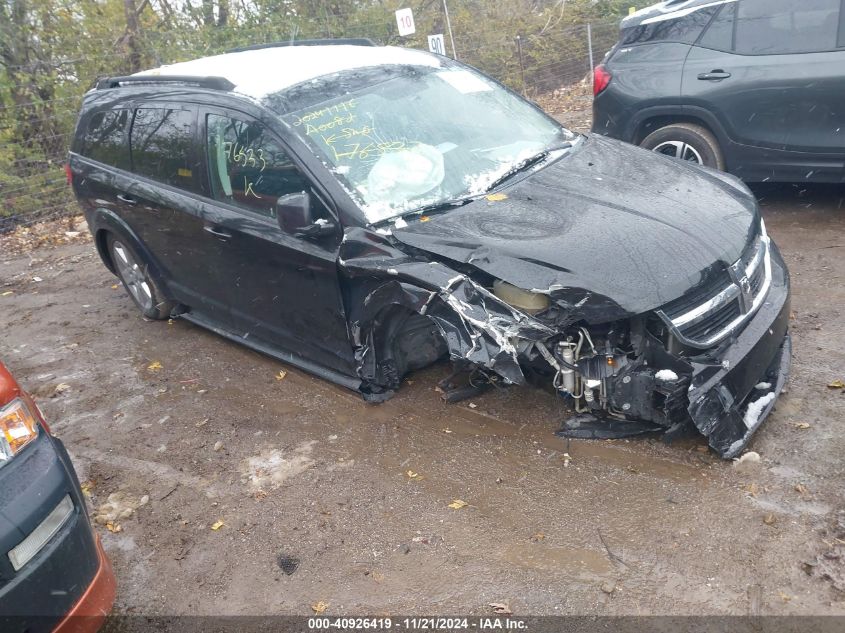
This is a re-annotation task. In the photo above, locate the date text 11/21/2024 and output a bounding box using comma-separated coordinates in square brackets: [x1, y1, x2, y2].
[307, 617, 529, 630]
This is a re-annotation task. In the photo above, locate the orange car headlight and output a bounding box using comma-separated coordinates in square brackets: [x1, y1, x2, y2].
[0, 398, 40, 461]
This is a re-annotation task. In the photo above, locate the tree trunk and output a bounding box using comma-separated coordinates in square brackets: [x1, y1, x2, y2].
[123, 0, 142, 72]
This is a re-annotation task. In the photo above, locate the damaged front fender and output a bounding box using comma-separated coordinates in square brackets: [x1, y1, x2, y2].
[340, 228, 555, 397]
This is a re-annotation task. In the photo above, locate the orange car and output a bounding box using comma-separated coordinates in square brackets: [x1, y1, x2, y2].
[0, 362, 115, 633]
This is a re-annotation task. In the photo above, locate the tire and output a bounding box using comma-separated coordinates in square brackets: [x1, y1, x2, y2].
[106, 233, 175, 320]
[640, 123, 725, 171]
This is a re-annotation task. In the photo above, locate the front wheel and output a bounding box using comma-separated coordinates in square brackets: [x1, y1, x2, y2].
[107, 234, 174, 320]
[640, 123, 725, 171]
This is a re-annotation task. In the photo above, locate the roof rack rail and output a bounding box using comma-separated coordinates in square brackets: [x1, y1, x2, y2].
[227, 38, 377, 53]
[95, 75, 236, 91]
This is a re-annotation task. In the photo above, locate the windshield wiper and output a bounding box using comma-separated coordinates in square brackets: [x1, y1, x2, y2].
[373, 197, 475, 229]
[485, 141, 573, 193]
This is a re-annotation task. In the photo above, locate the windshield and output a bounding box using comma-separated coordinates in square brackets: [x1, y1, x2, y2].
[269, 58, 574, 225]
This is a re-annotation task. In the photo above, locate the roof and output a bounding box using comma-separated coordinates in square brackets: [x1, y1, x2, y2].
[133, 45, 442, 101]
[622, 0, 734, 29]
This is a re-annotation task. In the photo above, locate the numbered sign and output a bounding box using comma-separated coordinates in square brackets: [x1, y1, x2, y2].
[395, 8, 416, 36]
[428, 34, 445, 55]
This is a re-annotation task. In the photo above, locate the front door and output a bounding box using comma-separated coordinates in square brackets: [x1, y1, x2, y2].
[196, 108, 356, 376]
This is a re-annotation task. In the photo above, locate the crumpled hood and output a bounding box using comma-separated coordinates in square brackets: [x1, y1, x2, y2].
[392, 135, 760, 322]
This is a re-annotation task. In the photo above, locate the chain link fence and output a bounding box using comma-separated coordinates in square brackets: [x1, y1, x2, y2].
[0, 10, 620, 231]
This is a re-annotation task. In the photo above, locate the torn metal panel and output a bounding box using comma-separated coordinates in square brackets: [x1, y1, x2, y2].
[341, 227, 555, 395]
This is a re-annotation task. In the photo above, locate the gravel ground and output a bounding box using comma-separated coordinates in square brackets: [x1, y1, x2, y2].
[1, 159, 844, 617]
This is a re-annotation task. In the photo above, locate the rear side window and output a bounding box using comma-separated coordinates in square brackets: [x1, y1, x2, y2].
[620, 6, 718, 46]
[205, 113, 309, 218]
[735, 0, 841, 55]
[129, 108, 196, 189]
[83, 110, 130, 169]
[698, 3, 736, 52]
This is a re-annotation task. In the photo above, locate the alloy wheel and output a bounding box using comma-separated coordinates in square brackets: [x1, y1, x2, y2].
[112, 240, 154, 312]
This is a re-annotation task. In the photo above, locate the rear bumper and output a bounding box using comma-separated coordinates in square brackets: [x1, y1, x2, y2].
[52, 535, 116, 633]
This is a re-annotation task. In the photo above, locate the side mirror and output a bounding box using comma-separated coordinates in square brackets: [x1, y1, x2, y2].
[276, 191, 337, 240]
[277, 191, 313, 233]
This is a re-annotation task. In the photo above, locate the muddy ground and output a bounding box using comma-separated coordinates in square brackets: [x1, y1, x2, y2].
[2, 171, 845, 615]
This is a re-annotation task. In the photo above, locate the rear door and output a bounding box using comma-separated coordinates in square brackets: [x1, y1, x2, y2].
[195, 107, 357, 375]
[682, 0, 845, 181]
[124, 104, 232, 322]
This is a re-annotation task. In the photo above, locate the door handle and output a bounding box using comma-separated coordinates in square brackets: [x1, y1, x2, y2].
[117, 193, 137, 205]
[698, 71, 731, 81]
[203, 224, 232, 239]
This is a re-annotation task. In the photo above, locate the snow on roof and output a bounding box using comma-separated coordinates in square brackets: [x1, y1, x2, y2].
[134, 45, 442, 100]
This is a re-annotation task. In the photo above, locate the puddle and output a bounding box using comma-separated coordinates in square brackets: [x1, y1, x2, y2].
[503, 543, 614, 578]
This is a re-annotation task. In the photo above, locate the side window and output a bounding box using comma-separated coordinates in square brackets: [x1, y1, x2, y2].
[205, 113, 308, 218]
[83, 110, 130, 169]
[130, 108, 196, 189]
[620, 7, 718, 46]
[735, 0, 841, 55]
[698, 3, 736, 52]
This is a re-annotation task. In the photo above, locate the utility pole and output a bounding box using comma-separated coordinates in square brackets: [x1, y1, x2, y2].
[443, 0, 457, 60]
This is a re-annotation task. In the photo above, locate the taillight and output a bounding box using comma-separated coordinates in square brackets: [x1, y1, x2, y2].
[64, 163, 72, 185]
[593, 64, 612, 96]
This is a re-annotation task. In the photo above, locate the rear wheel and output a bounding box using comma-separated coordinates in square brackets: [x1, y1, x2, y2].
[640, 123, 725, 171]
[107, 234, 174, 320]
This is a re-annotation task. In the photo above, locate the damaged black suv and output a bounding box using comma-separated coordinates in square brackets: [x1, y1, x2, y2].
[69, 41, 791, 458]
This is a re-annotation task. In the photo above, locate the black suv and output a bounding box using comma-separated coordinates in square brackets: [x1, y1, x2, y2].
[69, 41, 791, 458]
[593, 0, 845, 182]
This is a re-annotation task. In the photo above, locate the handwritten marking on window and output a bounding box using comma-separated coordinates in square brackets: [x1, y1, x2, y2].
[292, 99, 357, 128]
[244, 178, 260, 199]
[223, 141, 267, 172]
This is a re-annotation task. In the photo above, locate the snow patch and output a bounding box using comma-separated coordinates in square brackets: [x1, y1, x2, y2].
[743, 392, 776, 429]
[138, 45, 441, 100]
[655, 369, 679, 382]
[755, 382, 772, 390]
[241, 441, 316, 490]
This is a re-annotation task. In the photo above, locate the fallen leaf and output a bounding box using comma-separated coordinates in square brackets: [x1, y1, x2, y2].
[195, 417, 209, 427]
[406, 470, 424, 481]
[53, 383, 71, 396]
[828, 380, 845, 389]
[147, 361, 163, 371]
[1, 291, 13, 296]
[778, 591, 792, 602]
[530, 532, 545, 542]
[371, 571, 385, 583]
[167, 318, 174, 325]
[745, 483, 760, 497]
[311, 601, 329, 614]
[763, 513, 777, 526]
[80, 480, 94, 497]
[486, 192, 508, 202]
[210, 520, 225, 531]
[793, 422, 811, 430]
[111, 284, 119, 289]
[105, 521, 122, 533]
[794, 483, 809, 496]
[448, 499, 468, 510]
[489, 602, 512, 615]
[275, 370, 287, 381]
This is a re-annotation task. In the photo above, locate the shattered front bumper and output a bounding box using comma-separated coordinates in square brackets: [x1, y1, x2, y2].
[687, 242, 791, 458]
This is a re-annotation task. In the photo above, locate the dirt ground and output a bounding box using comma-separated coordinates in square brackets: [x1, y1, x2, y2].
[2, 149, 845, 615]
